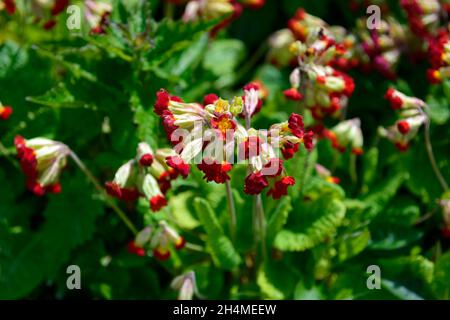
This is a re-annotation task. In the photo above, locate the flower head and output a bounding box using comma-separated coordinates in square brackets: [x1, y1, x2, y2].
[14, 136, 69, 196]
[0, 103, 12, 120]
[325, 118, 364, 154]
[85, 0, 112, 34]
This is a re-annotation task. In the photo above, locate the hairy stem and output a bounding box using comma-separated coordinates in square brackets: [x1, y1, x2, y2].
[69, 150, 138, 235]
[424, 117, 449, 192]
[225, 180, 237, 240]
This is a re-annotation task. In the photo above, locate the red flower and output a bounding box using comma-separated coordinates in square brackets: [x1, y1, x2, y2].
[154, 89, 170, 116]
[139, 153, 154, 167]
[203, 93, 219, 106]
[0, 105, 12, 120]
[43, 20, 57, 30]
[395, 142, 410, 152]
[288, 113, 305, 138]
[166, 156, 190, 178]
[281, 141, 299, 160]
[427, 69, 442, 84]
[242, 0, 265, 10]
[197, 159, 232, 184]
[174, 236, 186, 250]
[105, 182, 140, 201]
[2, 0, 15, 14]
[244, 172, 268, 195]
[397, 120, 411, 135]
[283, 88, 303, 101]
[385, 88, 403, 110]
[128, 241, 146, 257]
[303, 131, 314, 150]
[263, 158, 283, 177]
[210, 114, 237, 139]
[150, 194, 167, 212]
[153, 247, 171, 261]
[267, 176, 295, 199]
[51, 0, 69, 16]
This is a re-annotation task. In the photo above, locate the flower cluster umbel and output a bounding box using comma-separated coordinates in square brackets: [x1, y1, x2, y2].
[154, 86, 313, 199]
[128, 221, 186, 260]
[105, 142, 186, 212]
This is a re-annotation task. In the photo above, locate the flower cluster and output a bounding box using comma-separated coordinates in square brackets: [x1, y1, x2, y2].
[14, 136, 69, 196]
[380, 88, 427, 151]
[427, 31, 450, 84]
[0, 103, 12, 120]
[400, 0, 441, 38]
[85, 0, 112, 34]
[322, 118, 364, 155]
[128, 221, 186, 260]
[105, 142, 184, 212]
[154, 88, 313, 199]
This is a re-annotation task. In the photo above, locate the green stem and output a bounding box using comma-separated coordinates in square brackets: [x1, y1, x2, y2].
[69, 150, 138, 235]
[225, 180, 237, 241]
[423, 116, 449, 192]
[253, 194, 267, 262]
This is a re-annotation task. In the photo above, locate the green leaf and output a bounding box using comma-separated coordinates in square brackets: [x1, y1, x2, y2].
[361, 148, 378, 193]
[193, 198, 241, 270]
[427, 95, 450, 125]
[381, 279, 424, 300]
[337, 228, 371, 262]
[267, 196, 292, 244]
[433, 252, 450, 299]
[0, 174, 104, 299]
[274, 198, 346, 252]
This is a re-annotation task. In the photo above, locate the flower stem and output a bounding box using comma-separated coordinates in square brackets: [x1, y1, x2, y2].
[225, 180, 237, 240]
[69, 150, 138, 235]
[253, 194, 267, 262]
[423, 118, 449, 192]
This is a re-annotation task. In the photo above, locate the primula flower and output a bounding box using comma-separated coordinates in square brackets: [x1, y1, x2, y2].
[182, 0, 242, 35]
[171, 271, 199, 300]
[14, 136, 69, 196]
[0, 103, 12, 120]
[129, 222, 186, 260]
[400, 0, 441, 38]
[197, 158, 232, 183]
[85, 0, 112, 34]
[427, 31, 450, 84]
[105, 142, 182, 212]
[380, 89, 427, 151]
[324, 118, 364, 154]
[241, 81, 266, 119]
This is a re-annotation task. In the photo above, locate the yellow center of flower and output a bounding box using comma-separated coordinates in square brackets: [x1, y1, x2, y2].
[215, 99, 230, 113]
[217, 118, 234, 133]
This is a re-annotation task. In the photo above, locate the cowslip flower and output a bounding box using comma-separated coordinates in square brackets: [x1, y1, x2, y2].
[400, 0, 441, 38]
[427, 31, 450, 84]
[14, 136, 69, 196]
[128, 222, 186, 260]
[182, 0, 242, 35]
[1, 0, 16, 14]
[380, 88, 427, 151]
[285, 30, 355, 119]
[154, 89, 247, 184]
[0, 103, 12, 120]
[267, 29, 297, 66]
[105, 142, 182, 212]
[355, 17, 406, 80]
[287, 8, 328, 42]
[31, 0, 70, 30]
[171, 271, 199, 300]
[323, 118, 364, 155]
[242, 113, 313, 198]
[85, 0, 112, 34]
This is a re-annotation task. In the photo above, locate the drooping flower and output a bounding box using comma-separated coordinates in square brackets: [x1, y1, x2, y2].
[14, 136, 69, 196]
[171, 271, 199, 300]
[128, 222, 185, 261]
[105, 142, 183, 212]
[324, 118, 364, 155]
[266, 176, 295, 199]
[197, 158, 232, 183]
[85, 0, 112, 34]
[380, 89, 427, 151]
